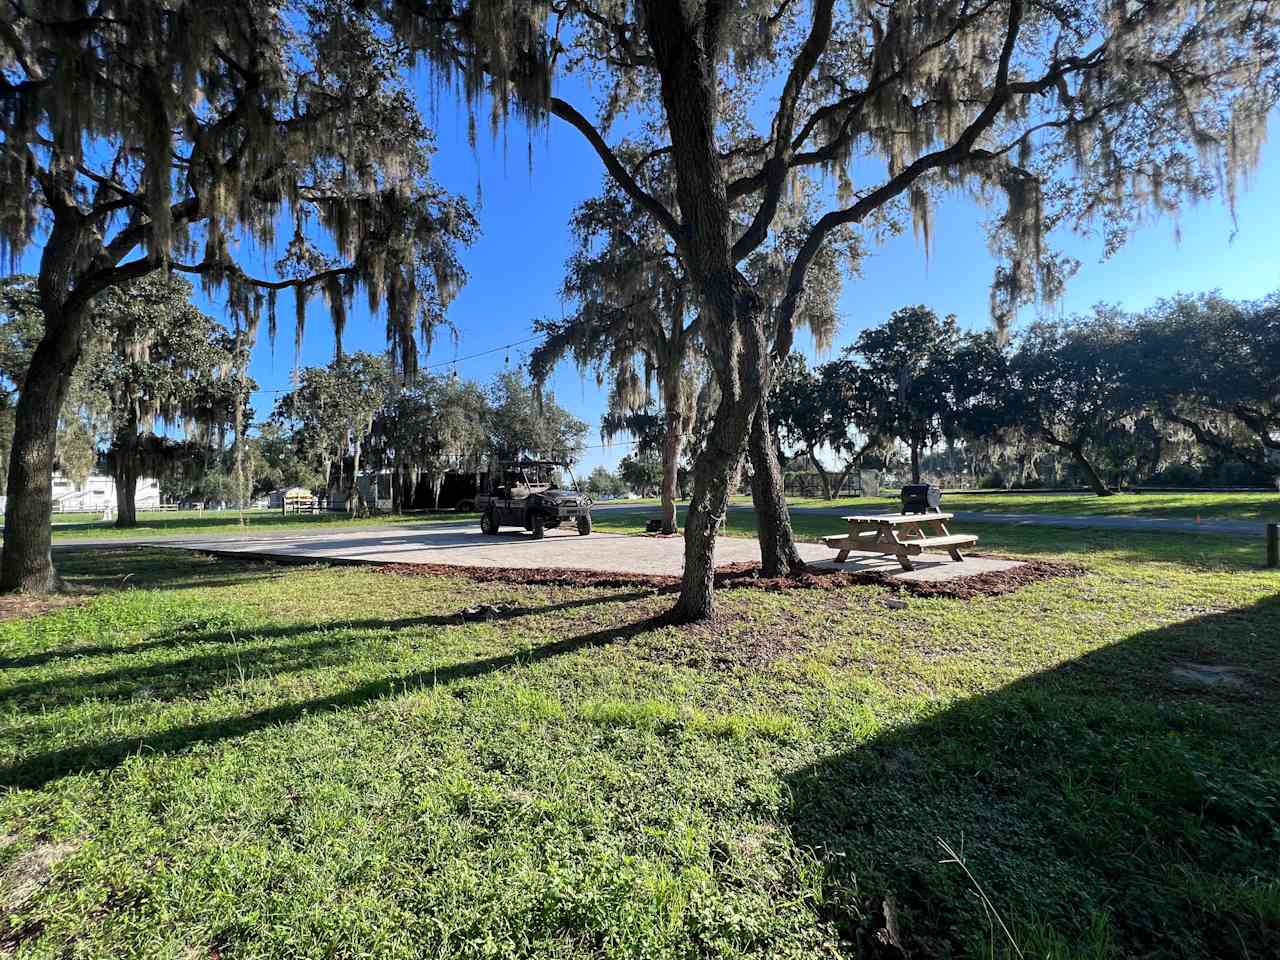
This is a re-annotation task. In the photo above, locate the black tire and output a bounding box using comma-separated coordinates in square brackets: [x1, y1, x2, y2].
[531, 516, 545, 539]
[577, 515, 592, 536]
[480, 510, 499, 535]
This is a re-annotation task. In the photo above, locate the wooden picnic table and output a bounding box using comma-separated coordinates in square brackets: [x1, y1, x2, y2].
[822, 512, 977, 572]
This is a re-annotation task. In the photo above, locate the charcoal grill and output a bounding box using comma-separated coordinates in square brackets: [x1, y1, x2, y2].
[900, 483, 942, 513]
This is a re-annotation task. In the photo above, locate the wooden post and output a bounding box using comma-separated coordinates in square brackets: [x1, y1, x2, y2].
[1268, 523, 1279, 569]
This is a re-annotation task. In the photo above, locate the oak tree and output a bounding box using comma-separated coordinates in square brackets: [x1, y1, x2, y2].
[390, 0, 1279, 620]
[0, 0, 474, 590]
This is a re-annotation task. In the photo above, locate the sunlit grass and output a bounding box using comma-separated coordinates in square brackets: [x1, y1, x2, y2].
[1, 531, 1277, 957]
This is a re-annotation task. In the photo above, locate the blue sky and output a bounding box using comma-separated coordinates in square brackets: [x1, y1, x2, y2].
[357, 86, 1278, 474]
[16, 76, 1280, 474]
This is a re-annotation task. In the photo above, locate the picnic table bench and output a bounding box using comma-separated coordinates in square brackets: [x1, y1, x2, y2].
[822, 512, 977, 572]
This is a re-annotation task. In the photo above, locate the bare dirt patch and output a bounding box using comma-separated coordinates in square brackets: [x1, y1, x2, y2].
[378, 556, 1082, 600]
[1, 835, 78, 954]
[0, 591, 91, 623]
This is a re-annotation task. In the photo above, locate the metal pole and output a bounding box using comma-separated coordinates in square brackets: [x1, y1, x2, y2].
[1268, 523, 1279, 569]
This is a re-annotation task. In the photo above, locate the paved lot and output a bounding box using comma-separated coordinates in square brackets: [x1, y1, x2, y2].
[147, 520, 1022, 582]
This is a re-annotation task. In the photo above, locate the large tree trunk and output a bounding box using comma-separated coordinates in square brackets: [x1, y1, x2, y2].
[2, 304, 86, 593]
[349, 444, 362, 515]
[390, 453, 403, 514]
[113, 410, 141, 528]
[660, 379, 685, 535]
[638, 0, 772, 621]
[749, 404, 805, 577]
[1071, 446, 1113, 497]
[672, 387, 756, 623]
[910, 441, 922, 483]
[807, 448, 832, 500]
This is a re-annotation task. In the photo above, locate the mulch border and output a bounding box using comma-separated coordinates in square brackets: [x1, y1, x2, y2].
[374, 555, 1084, 600]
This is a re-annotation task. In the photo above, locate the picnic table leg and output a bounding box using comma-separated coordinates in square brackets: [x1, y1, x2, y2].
[895, 550, 915, 572]
[930, 516, 965, 562]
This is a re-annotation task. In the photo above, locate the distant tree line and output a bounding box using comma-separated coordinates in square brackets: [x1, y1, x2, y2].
[1, 276, 589, 520]
[0, 274, 248, 526]
[266, 362, 588, 514]
[773, 293, 1280, 497]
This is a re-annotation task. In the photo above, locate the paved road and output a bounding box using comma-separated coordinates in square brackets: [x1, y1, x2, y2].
[60, 519, 1020, 582]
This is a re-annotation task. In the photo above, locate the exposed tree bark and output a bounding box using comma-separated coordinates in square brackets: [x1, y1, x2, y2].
[1069, 445, 1113, 497]
[391, 452, 404, 514]
[113, 405, 141, 528]
[806, 448, 833, 500]
[2, 296, 87, 592]
[673, 382, 757, 623]
[640, 0, 774, 622]
[910, 440, 922, 484]
[350, 442, 363, 515]
[660, 405, 683, 535]
[750, 404, 805, 576]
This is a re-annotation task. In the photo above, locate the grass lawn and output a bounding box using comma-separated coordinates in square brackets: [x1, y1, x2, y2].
[786, 490, 1280, 522]
[2, 524, 1277, 958]
[39, 509, 468, 542]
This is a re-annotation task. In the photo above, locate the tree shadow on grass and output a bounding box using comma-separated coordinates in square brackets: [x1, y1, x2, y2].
[0, 590, 653, 672]
[0, 613, 665, 791]
[786, 596, 1280, 958]
[49, 546, 290, 592]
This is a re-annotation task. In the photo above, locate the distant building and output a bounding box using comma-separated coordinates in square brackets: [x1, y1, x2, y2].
[50, 472, 162, 513]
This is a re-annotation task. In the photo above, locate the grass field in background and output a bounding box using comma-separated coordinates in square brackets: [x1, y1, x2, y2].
[39, 508, 465, 542]
[787, 490, 1280, 522]
[2, 525, 1278, 958]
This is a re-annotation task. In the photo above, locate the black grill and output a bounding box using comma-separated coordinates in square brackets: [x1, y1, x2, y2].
[900, 483, 942, 513]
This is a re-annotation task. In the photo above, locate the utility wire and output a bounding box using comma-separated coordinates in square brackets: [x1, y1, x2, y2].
[252, 332, 546, 393]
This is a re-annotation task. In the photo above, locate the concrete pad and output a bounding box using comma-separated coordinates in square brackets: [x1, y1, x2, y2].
[156, 519, 1022, 581]
[806, 552, 1023, 581]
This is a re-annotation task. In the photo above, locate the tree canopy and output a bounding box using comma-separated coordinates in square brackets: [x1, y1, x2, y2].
[0, 0, 477, 590]
[385, 0, 1280, 619]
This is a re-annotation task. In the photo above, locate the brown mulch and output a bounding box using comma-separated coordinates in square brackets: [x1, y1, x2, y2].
[377, 556, 1083, 600]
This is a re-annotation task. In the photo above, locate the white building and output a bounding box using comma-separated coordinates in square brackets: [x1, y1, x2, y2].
[50, 472, 162, 513]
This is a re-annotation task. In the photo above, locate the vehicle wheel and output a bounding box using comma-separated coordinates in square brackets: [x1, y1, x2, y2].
[532, 517, 545, 539]
[577, 515, 592, 536]
[480, 510, 499, 535]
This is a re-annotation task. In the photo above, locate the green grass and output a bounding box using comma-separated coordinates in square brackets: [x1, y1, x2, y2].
[2, 526, 1278, 958]
[785, 490, 1280, 522]
[593, 506, 1273, 568]
[38, 508, 471, 542]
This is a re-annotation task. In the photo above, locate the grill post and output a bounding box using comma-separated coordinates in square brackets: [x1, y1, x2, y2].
[1268, 523, 1279, 569]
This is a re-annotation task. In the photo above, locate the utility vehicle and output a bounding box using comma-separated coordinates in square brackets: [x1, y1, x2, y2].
[478, 460, 592, 538]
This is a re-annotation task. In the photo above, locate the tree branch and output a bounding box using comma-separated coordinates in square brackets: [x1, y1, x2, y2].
[731, 0, 836, 262]
[548, 96, 683, 246]
[769, 0, 1030, 357]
